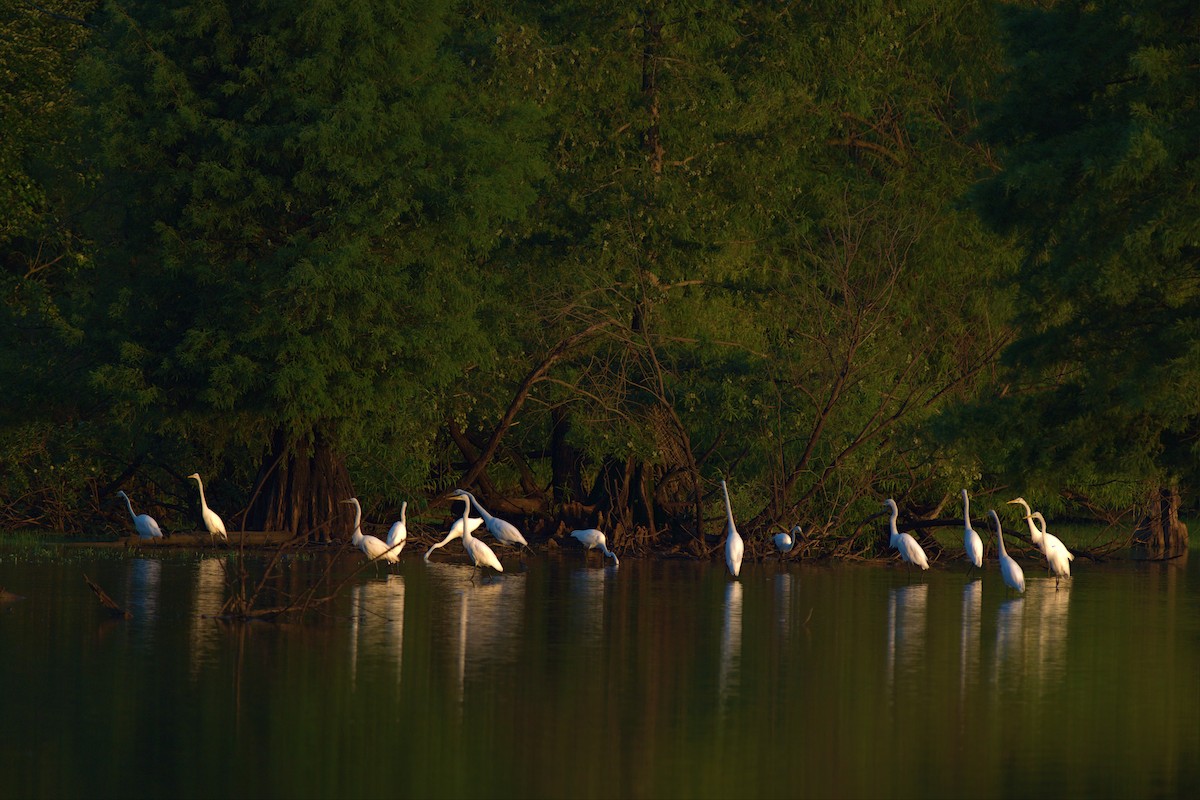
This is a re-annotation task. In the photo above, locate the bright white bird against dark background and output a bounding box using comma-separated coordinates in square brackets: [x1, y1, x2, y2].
[961, 489, 983, 573]
[116, 490, 163, 540]
[570, 528, 619, 567]
[773, 525, 801, 556]
[457, 494, 504, 581]
[187, 473, 228, 542]
[423, 512, 484, 562]
[385, 501, 408, 558]
[720, 480, 744, 578]
[884, 498, 929, 571]
[340, 497, 398, 564]
[991, 509, 1025, 594]
[449, 489, 530, 554]
[1027, 511, 1073, 587]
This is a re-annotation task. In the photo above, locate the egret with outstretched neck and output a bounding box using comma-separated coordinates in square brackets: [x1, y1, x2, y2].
[991, 509, 1025, 594]
[187, 473, 228, 542]
[884, 499, 929, 571]
[458, 495, 503, 581]
[117, 491, 163, 540]
[423, 512, 483, 562]
[961, 489, 983, 574]
[340, 498, 398, 564]
[720, 480, 744, 578]
[449, 489, 530, 555]
[570, 529, 619, 566]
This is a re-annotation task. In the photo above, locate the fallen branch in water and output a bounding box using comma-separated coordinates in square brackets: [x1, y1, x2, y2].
[83, 573, 132, 619]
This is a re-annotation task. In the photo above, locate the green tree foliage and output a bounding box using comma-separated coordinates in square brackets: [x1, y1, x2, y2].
[968, 0, 1200, 520]
[64, 0, 544, 533]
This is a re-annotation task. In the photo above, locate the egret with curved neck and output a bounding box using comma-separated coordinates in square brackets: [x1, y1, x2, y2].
[991, 509, 1025, 594]
[423, 513, 483, 562]
[884, 499, 929, 572]
[721, 480, 744, 578]
[188, 473, 228, 542]
[961, 489, 983, 573]
[340, 498, 398, 564]
[449, 489, 530, 555]
[1027, 511, 1073, 588]
[773, 525, 801, 557]
[458, 495, 503, 581]
[570, 529, 619, 567]
[385, 501, 408, 557]
[117, 490, 163, 540]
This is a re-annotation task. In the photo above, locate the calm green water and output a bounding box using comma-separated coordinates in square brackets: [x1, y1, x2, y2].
[1, 545, 1198, 799]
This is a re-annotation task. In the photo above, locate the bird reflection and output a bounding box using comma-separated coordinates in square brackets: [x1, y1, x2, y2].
[348, 574, 406, 689]
[991, 596, 1025, 688]
[775, 572, 792, 637]
[718, 580, 744, 711]
[886, 583, 928, 695]
[959, 579, 982, 704]
[1026, 578, 1071, 692]
[126, 558, 162, 631]
[568, 566, 609, 646]
[190, 557, 228, 679]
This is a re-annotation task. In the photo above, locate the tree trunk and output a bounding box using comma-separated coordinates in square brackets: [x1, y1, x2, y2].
[550, 406, 585, 508]
[243, 428, 355, 542]
[1134, 485, 1189, 557]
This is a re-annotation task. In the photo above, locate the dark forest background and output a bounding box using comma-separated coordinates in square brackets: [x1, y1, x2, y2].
[2, 0, 1196, 556]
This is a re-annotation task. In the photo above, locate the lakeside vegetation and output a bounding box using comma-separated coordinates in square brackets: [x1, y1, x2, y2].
[2, 1, 1197, 558]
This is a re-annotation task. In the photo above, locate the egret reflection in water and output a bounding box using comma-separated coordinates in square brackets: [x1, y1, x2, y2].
[992, 595, 1026, 689]
[718, 580, 744, 711]
[886, 582, 928, 695]
[568, 566, 610, 646]
[190, 557, 228, 678]
[348, 574, 406, 688]
[959, 579, 983, 706]
[126, 558, 162, 627]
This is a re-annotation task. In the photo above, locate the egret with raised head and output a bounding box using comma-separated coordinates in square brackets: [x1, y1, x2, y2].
[961, 489, 983, 574]
[340, 498, 398, 564]
[991, 509, 1025, 594]
[187, 473, 228, 542]
[883, 499, 929, 571]
[720, 480, 744, 578]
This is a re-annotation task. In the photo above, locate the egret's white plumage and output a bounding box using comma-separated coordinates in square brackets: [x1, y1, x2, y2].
[1027, 511, 1072, 586]
[340, 498, 399, 564]
[187, 473, 228, 542]
[773, 525, 801, 555]
[884, 498, 929, 570]
[570, 528, 619, 566]
[991, 509, 1025, 594]
[117, 490, 163, 540]
[450, 489, 529, 552]
[458, 496, 503, 578]
[961, 489, 983, 570]
[385, 501, 408, 558]
[423, 513, 483, 562]
[720, 480, 744, 578]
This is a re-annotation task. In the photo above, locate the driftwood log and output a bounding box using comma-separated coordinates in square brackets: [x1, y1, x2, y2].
[83, 573, 133, 619]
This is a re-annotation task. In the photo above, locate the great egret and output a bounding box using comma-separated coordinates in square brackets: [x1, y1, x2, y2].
[385, 501, 408, 558]
[991, 509, 1025, 594]
[187, 473, 228, 542]
[961, 489, 983, 573]
[773, 525, 801, 556]
[449, 489, 530, 553]
[116, 490, 164, 540]
[883, 498, 929, 571]
[458, 495, 503, 580]
[1027, 511, 1072, 587]
[423, 513, 484, 562]
[340, 498, 398, 564]
[570, 528, 619, 566]
[720, 479, 744, 578]
[1007, 498, 1074, 575]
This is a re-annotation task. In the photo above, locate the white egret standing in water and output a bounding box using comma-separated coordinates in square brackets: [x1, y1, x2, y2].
[187, 473, 228, 542]
[1027, 511, 1072, 588]
[423, 513, 483, 562]
[340, 498, 397, 564]
[961, 489, 983, 575]
[720, 480, 744, 578]
[991, 510, 1025, 594]
[1007, 498, 1075, 567]
[570, 529, 619, 567]
[457, 495, 503, 581]
[116, 491, 164, 540]
[385, 501, 408, 558]
[449, 489, 530, 555]
[883, 499, 929, 571]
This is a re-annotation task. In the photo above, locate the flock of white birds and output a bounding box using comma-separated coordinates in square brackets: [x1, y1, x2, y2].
[116, 475, 1073, 588]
